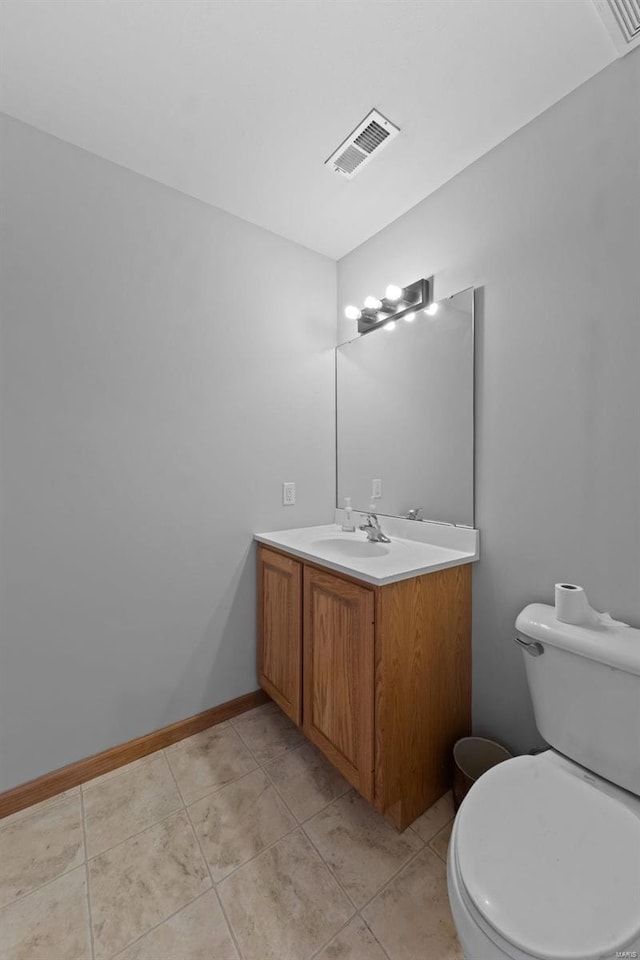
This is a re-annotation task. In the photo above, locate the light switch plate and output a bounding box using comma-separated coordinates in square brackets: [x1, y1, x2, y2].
[283, 482, 296, 506]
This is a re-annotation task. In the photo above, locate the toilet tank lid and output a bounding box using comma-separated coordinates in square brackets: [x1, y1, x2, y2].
[516, 603, 640, 676]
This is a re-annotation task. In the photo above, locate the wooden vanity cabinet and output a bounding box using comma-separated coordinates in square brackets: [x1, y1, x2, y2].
[303, 566, 375, 801]
[373, 568, 472, 828]
[256, 543, 471, 830]
[257, 547, 302, 725]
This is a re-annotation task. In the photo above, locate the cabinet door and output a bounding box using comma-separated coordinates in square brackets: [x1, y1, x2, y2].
[257, 546, 302, 725]
[303, 566, 375, 800]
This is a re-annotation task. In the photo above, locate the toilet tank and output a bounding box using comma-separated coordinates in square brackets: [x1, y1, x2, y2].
[516, 604, 640, 796]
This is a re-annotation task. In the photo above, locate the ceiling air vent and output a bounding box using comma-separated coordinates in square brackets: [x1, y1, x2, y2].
[592, 0, 640, 54]
[325, 109, 400, 180]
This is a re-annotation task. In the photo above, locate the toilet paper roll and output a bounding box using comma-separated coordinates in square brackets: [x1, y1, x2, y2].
[555, 584, 599, 625]
[554, 584, 628, 628]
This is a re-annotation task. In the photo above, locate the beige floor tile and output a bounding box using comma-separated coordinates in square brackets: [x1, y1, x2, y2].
[1, 788, 80, 827]
[411, 790, 455, 844]
[0, 865, 91, 960]
[165, 723, 257, 805]
[304, 791, 423, 908]
[265, 742, 350, 821]
[218, 828, 354, 960]
[83, 751, 182, 857]
[429, 820, 454, 862]
[231, 701, 305, 764]
[0, 792, 85, 907]
[189, 768, 295, 882]
[315, 917, 389, 960]
[362, 847, 463, 960]
[112, 889, 238, 960]
[89, 810, 210, 959]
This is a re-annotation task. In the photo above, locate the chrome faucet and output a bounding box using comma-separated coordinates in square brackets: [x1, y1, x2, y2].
[406, 507, 422, 521]
[359, 511, 391, 543]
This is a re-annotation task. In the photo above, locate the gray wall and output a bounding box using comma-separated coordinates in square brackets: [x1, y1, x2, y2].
[0, 116, 336, 791]
[338, 52, 640, 754]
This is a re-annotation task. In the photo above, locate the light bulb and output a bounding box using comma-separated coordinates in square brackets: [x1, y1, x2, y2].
[385, 284, 403, 301]
[344, 305, 362, 320]
[424, 303, 439, 316]
[404, 311, 416, 322]
[384, 320, 396, 332]
[364, 296, 382, 310]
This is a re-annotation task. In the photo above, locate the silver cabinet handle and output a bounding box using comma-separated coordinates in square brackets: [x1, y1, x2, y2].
[514, 636, 544, 657]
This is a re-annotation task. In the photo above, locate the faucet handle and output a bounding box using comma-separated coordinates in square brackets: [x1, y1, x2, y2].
[406, 508, 422, 520]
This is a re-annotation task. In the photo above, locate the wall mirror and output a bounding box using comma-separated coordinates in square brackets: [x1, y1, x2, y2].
[336, 286, 474, 526]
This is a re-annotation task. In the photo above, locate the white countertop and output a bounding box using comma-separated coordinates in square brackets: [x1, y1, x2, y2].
[255, 517, 479, 586]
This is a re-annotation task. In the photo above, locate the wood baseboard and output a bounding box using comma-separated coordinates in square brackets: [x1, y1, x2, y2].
[0, 689, 269, 820]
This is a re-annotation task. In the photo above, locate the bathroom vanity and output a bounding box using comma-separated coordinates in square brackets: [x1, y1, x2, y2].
[255, 285, 478, 829]
[255, 519, 477, 830]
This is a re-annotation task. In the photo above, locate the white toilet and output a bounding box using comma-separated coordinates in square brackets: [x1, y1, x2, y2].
[447, 602, 640, 960]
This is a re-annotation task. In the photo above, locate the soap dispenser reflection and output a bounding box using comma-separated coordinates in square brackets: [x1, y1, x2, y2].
[342, 497, 356, 532]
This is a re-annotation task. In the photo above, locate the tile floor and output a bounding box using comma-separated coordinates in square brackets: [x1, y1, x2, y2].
[0, 701, 463, 960]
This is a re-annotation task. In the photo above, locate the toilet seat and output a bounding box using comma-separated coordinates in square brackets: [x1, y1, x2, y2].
[448, 840, 536, 960]
[454, 752, 640, 960]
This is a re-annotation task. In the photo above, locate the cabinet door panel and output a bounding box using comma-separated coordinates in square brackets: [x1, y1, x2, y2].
[257, 546, 302, 725]
[303, 567, 374, 799]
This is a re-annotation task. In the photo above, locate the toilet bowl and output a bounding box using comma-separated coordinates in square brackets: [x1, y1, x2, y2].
[447, 604, 640, 960]
[447, 751, 640, 960]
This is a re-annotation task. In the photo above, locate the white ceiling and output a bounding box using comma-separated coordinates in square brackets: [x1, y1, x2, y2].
[0, 0, 617, 259]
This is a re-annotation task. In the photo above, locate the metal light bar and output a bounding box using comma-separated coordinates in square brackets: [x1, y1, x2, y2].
[357, 278, 433, 335]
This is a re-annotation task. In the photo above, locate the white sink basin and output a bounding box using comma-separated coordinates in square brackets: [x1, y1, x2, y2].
[256, 522, 479, 586]
[309, 537, 390, 559]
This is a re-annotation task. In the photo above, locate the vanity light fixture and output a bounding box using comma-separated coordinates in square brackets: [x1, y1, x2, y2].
[364, 295, 383, 310]
[351, 277, 434, 335]
[424, 302, 439, 316]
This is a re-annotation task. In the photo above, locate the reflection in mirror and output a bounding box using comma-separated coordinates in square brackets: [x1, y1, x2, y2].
[336, 287, 474, 526]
